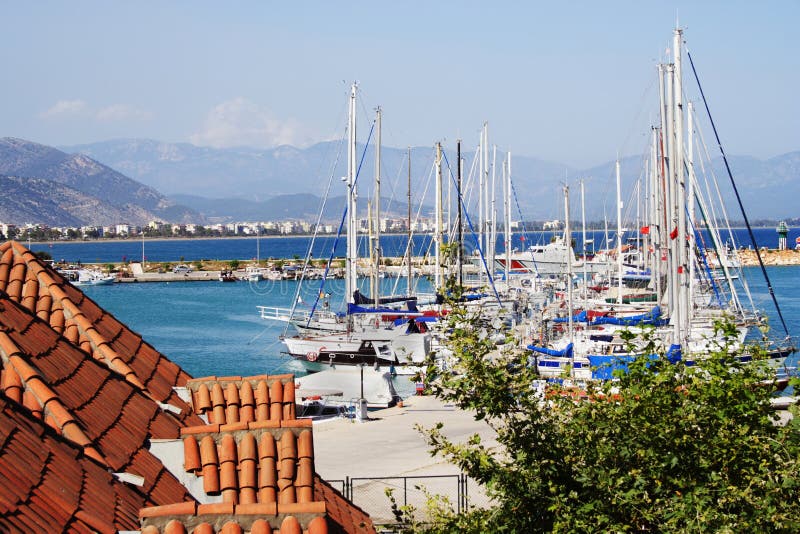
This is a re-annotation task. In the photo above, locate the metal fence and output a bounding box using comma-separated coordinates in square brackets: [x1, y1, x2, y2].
[327, 474, 491, 526]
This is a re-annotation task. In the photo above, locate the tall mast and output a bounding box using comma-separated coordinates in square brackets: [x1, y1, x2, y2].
[372, 106, 382, 303]
[490, 144, 497, 278]
[346, 83, 358, 304]
[457, 140, 463, 288]
[674, 27, 688, 339]
[565, 186, 574, 345]
[650, 126, 661, 301]
[407, 147, 413, 288]
[580, 179, 587, 302]
[504, 152, 512, 284]
[687, 100, 696, 330]
[665, 62, 679, 341]
[434, 142, 443, 290]
[615, 159, 623, 305]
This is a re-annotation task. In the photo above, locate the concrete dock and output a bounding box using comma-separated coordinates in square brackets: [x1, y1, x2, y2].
[312, 395, 497, 480]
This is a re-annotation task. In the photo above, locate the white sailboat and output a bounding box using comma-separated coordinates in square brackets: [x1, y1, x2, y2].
[280, 84, 432, 370]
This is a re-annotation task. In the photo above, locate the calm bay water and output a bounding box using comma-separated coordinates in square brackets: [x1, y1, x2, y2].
[28, 227, 795, 264]
[82, 276, 425, 379]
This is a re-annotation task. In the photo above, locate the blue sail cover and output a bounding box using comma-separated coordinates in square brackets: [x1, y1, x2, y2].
[588, 344, 684, 379]
[552, 310, 588, 324]
[527, 343, 574, 358]
[590, 306, 666, 326]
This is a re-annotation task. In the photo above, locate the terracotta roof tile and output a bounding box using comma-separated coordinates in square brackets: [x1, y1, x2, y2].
[0, 242, 196, 412]
[0, 392, 149, 533]
[280, 515, 302, 534]
[0, 289, 197, 507]
[0, 244, 373, 533]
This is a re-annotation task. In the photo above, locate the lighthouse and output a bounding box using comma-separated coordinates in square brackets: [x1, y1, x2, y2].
[776, 221, 789, 250]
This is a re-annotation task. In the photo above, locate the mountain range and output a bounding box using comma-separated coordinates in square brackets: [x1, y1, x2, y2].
[0, 136, 795, 228]
[0, 137, 199, 226]
[61, 138, 799, 221]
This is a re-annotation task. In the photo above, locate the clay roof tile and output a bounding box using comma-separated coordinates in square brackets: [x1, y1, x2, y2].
[307, 516, 329, 534]
[297, 430, 313, 460]
[239, 380, 255, 419]
[164, 519, 188, 534]
[139, 501, 197, 519]
[250, 518, 274, 534]
[183, 435, 201, 473]
[196, 383, 212, 412]
[281, 380, 295, 420]
[221, 521, 243, 534]
[279, 515, 302, 534]
[269, 381, 283, 421]
[197, 502, 235, 515]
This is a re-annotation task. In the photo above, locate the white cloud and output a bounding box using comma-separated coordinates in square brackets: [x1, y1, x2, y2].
[190, 97, 314, 148]
[95, 104, 153, 122]
[39, 99, 87, 118]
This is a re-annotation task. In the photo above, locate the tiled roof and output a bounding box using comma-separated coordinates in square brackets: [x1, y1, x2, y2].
[138, 500, 329, 533]
[0, 241, 194, 411]
[0, 391, 148, 533]
[180, 419, 315, 504]
[0, 243, 375, 533]
[186, 375, 297, 425]
[140, 375, 376, 534]
[0, 290, 199, 505]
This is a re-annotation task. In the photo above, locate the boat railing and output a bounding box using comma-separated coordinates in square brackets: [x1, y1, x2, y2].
[257, 306, 343, 323]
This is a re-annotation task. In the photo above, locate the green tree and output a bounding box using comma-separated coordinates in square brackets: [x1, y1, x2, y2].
[228, 259, 240, 270]
[405, 295, 800, 533]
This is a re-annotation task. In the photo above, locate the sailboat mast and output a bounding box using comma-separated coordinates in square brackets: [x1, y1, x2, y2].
[650, 126, 661, 301]
[665, 61, 680, 341]
[490, 144, 497, 277]
[565, 186, 574, 344]
[372, 106, 382, 303]
[504, 152, 512, 284]
[616, 159, 623, 305]
[457, 140, 463, 288]
[407, 147, 413, 288]
[580, 179, 587, 301]
[687, 100, 696, 329]
[674, 27, 688, 340]
[435, 142, 443, 290]
[346, 83, 358, 305]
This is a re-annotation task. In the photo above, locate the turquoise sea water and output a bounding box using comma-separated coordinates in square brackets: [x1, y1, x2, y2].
[81, 266, 799, 380]
[83, 276, 425, 379]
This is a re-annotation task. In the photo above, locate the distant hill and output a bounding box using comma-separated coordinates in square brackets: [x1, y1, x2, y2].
[0, 138, 201, 226]
[54, 138, 800, 222]
[60, 138, 573, 220]
[169, 193, 428, 223]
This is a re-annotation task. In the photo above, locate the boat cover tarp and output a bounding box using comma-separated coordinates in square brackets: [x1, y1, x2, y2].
[527, 343, 574, 358]
[552, 310, 588, 323]
[347, 303, 422, 316]
[352, 289, 417, 306]
[393, 316, 438, 327]
[588, 344, 683, 379]
[590, 306, 665, 326]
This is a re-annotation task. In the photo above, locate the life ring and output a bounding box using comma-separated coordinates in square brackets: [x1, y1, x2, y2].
[306, 351, 318, 362]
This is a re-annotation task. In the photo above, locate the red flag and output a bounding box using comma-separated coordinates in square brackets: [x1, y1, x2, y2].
[670, 227, 678, 240]
[677, 265, 684, 274]
[640, 226, 650, 235]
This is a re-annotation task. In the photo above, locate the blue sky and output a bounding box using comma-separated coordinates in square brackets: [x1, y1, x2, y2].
[1, 1, 797, 167]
